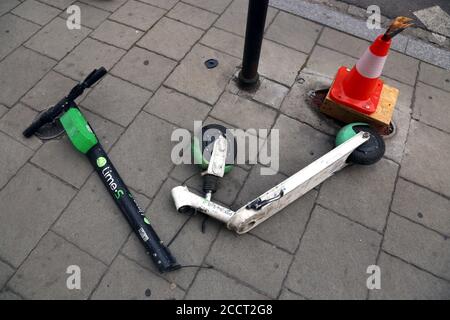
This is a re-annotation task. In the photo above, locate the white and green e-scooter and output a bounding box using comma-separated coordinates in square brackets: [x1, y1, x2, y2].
[172, 123, 385, 234]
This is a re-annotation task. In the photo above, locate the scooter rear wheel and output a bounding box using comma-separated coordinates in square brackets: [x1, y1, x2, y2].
[336, 123, 385, 165]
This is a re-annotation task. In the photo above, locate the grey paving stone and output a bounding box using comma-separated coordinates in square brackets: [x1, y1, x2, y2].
[25, 17, 90, 60]
[206, 230, 291, 298]
[144, 86, 211, 130]
[278, 289, 306, 300]
[318, 27, 370, 59]
[253, 79, 289, 109]
[60, 2, 110, 29]
[78, 0, 126, 12]
[307, 45, 357, 78]
[0, 131, 33, 190]
[138, 0, 178, 10]
[286, 206, 381, 299]
[370, 252, 450, 300]
[280, 70, 340, 135]
[12, 0, 61, 25]
[234, 164, 317, 253]
[0, 105, 8, 118]
[392, 178, 450, 236]
[31, 110, 124, 188]
[126, 215, 220, 290]
[214, 0, 277, 36]
[170, 162, 200, 184]
[21, 71, 77, 112]
[400, 120, 450, 198]
[383, 51, 419, 86]
[183, 0, 231, 14]
[0, 14, 39, 60]
[121, 178, 189, 254]
[406, 38, 450, 70]
[159, 215, 220, 289]
[0, 289, 22, 300]
[111, 47, 176, 91]
[165, 44, 239, 105]
[272, 114, 333, 176]
[39, 0, 75, 10]
[419, 62, 450, 92]
[211, 92, 277, 131]
[53, 174, 150, 264]
[9, 231, 106, 299]
[109, 0, 165, 31]
[318, 158, 398, 232]
[200, 27, 244, 59]
[0, 0, 20, 16]
[413, 82, 450, 133]
[91, 20, 143, 50]
[314, 0, 349, 11]
[55, 38, 125, 81]
[0, 103, 42, 150]
[0, 260, 14, 289]
[383, 213, 450, 280]
[138, 17, 203, 61]
[381, 76, 414, 114]
[270, 0, 407, 53]
[259, 40, 307, 86]
[0, 165, 75, 267]
[186, 268, 268, 300]
[0, 47, 55, 107]
[168, 2, 217, 30]
[249, 183, 316, 252]
[384, 108, 411, 164]
[92, 254, 184, 300]
[81, 75, 152, 127]
[107, 112, 176, 197]
[183, 165, 248, 207]
[266, 11, 321, 54]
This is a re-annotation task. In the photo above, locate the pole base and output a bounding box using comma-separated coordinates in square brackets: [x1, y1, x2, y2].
[237, 70, 260, 90]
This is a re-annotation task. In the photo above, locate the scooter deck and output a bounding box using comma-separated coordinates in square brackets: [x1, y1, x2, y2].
[228, 131, 369, 233]
[172, 132, 369, 234]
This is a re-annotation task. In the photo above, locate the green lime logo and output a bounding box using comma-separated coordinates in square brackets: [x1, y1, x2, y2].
[96, 157, 107, 168]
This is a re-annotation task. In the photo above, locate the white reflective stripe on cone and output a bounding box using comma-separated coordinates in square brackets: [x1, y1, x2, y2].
[355, 48, 387, 79]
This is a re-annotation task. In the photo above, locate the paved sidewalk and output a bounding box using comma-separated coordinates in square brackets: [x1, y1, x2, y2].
[0, 0, 449, 300]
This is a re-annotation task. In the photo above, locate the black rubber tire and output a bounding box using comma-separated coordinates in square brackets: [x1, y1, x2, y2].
[348, 125, 385, 165]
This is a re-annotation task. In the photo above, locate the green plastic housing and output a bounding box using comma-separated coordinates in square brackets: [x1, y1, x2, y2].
[335, 122, 369, 147]
[60, 107, 98, 153]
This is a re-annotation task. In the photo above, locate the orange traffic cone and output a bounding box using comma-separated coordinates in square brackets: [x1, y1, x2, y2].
[329, 17, 413, 115]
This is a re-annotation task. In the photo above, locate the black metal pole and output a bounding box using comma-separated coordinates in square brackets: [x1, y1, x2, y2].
[238, 0, 270, 89]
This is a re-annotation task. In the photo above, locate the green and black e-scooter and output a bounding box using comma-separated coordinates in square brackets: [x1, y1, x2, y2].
[23, 67, 180, 273]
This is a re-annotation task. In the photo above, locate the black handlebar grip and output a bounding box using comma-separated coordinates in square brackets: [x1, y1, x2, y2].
[23, 117, 47, 138]
[22, 100, 63, 137]
[83, 67, 107, 88]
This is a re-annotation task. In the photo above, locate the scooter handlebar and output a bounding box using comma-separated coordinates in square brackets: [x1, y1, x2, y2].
[22, 67, 107, 138]
[83, 67, 107, 88]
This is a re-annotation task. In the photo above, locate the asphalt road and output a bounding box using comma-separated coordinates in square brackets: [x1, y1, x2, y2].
[338, 0, 450, 36]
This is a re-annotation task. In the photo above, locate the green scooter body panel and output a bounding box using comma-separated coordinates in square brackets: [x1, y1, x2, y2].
[60, 107, 98, 153]
[335, 122, 369, 147]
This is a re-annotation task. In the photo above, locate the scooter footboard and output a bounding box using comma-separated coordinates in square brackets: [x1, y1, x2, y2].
[227, 132, 369, 234]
